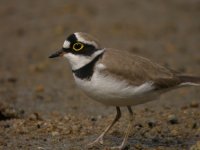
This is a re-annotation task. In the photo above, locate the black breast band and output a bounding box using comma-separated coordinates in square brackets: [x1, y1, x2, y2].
[72, 52, 104, 80]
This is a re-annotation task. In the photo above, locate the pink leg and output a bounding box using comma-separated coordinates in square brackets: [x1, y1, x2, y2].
[111, 106, 134, 150]
[87, 107, 121, 147]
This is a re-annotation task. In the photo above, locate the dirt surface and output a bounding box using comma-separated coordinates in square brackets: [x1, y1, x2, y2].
[0, 0, 200, 149]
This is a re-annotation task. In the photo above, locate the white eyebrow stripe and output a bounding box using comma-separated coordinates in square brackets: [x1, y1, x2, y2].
[63, 40, 70, 48]
[74, 33, 98, 48]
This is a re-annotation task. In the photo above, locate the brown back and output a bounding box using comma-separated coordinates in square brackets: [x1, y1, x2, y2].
[99, 48, 181, 89]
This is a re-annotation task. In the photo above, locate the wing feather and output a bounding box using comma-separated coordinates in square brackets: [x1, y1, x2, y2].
[99, 49, 181, 89]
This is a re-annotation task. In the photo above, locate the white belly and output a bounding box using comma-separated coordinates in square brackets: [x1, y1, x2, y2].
[73, 71, 159, 106]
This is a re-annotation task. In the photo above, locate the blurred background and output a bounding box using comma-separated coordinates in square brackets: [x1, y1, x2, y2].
[0, 0, 200, 149]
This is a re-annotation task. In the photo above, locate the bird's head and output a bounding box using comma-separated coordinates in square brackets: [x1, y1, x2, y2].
[49, 32, 103, 70]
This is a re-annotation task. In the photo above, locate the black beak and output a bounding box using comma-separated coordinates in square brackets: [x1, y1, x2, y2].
[49, 49, 65, 58]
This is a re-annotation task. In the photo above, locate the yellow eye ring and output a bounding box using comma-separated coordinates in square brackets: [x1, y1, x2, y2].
[72, 42, 84, 51]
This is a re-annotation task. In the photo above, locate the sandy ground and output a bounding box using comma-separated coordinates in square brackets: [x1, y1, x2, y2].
[0, 0, 200, 149]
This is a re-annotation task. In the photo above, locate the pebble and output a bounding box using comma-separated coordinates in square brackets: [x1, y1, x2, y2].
[97, 115, 102, 120]
[72, 125, 82, 133]
[51, 131, 59, 136]
[135, 123, 143, 129]
[4, 124, 10, 128]
[37, 124, 41, 129]
[190, 101, 199, 108]
[134, 144, 143, 150]
[29, 113, 42, 121]
[171, 129, 178, 136]
[0, 103, 18, 120]
[37, 146, 45, 150]
[90, 116, 97, 122]
[7, 77, 17, 83]
[192, 122, 198, 129]
[35, 85, 44, 93]
[147, 118, 157, 128]
[63, 116, 70, 121]
[168, 114, 178, 124]
[181, 105, 188, 110]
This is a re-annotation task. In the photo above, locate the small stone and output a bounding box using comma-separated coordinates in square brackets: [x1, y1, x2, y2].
[90, 116, 97, 122]
[168, 114, 178, 124]
[181, 105, 188, 110]
[192, 122, 198, 129]
[4, 124, 10, 128]
[134, 144, 143, 149]
[171, 129, 178, 136]
[19, 109, 25, 115]
[7, 77, 17, 83]
[43, 138, 47, 142]
[29, 114, 37, 120]
[65, 129, 72, 135]
[72, 124, 82, 133]
[51, 131, 59, 136]
[37, 123, 42, 129]
[29, 113, 42, 120]
[152, 136, 159, 143]
[0, 103, 18, 120]
[64, 116, 70, 121]
[147, 119, 156, 128]
[35, 85, 44, 93]
[37, 147, 45, 150]
[135, 123, 143, 129]
[190, 101, 199, 108]
[97, 115, 102, 120]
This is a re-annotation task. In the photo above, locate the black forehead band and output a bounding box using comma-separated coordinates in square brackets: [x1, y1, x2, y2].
[67, 34, 77, 43]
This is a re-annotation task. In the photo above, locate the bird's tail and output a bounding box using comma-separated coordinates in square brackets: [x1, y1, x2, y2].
[178, 75, 200, 86]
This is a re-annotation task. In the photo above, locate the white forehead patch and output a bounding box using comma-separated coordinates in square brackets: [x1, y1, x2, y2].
[74, 33, 98, 48]
[63, 40, 70, 48]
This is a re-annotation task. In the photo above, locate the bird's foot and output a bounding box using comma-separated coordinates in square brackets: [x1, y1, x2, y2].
[110, 144, 128, 150]
[87, 136, 104, 148]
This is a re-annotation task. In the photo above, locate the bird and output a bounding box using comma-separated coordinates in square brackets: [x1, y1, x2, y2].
[49, 32, 200, 149]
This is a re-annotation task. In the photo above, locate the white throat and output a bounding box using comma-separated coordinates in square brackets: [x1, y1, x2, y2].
[64, 49, 105, 70]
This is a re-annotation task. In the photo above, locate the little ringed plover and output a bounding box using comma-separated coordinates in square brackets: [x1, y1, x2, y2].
[49, 32, 200, 149]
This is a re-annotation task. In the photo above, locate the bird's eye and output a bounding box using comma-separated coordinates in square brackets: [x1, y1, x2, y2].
[72, 42, 84, 51]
